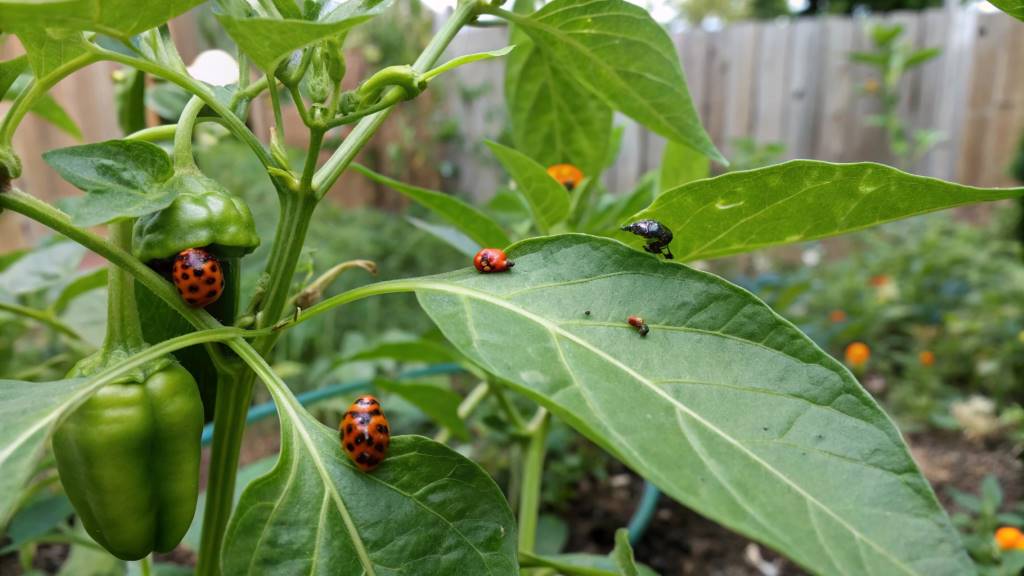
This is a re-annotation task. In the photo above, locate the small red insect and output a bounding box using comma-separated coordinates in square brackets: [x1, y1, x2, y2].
[340, 395, 390, 472]
[546, 163, 584, 191]
[173, 248, 224, 308]
[474, 248, 515, 273]
[627, 315, 649, 337]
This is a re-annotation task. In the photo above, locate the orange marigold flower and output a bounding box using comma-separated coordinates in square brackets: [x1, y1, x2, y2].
[829, 309, 847, 323]
[546, 163, 584, 191]
[869, 275, 890, 287]
[919, 350, 935, 367]
[995, 526, 1024, 551]
[845, 342, 870, 367]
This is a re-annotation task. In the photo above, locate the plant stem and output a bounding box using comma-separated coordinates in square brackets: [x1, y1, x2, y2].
[104, 219, 144, 352]
[139, 556, 153, 576]
[174, 96, 206, 170]
[434, 381, 490, 443]
[0, 52, 100, 147]
[195, 366, 248, 576]
[312, 0, 483, 197]
[491, 380, 529, 433]
[518, 408, 549, 554]
[0, 301, 83, 341]
[268, 74, 285, 138]
[88, 45, 273, 170]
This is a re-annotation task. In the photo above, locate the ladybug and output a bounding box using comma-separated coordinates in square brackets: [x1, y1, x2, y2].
[340, 395, 390, 472]
[474, 248, 514, 273]
[546, 163, 584, 191]
[173, 248, 224, 308]
[621, 219, 674, 259]
[627, 315, 649, 337]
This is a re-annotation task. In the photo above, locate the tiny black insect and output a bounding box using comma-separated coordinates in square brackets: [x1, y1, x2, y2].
[621, 219, 674, 259]
[584, 310, 591, 316]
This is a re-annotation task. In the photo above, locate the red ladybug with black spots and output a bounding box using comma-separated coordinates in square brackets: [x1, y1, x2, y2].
[340, 395, 391, 472]
[172, 248, 224, 308]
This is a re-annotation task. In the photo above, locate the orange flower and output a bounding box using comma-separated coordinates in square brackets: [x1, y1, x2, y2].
[546, 163, 584, 191]
[869, 275, 890, 287]
[829, 310, 847, 323]
[995, 526, 1024, 551]
[863, 78, 881, 95]
[919, 350, 935, 367]
[845, 342, 870, 367]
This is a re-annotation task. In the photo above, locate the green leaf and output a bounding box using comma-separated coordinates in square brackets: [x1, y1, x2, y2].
[0, 0, 205, 37]
[223, 419, 517, 574]
[407, 216, 480, 258]
[611, 529, 640, 576]
[904, 47, 941, 70]
[988, 0, 1023, 20]
[509, 0, 723, 164]
[486, 141, 570, 234]
[0, 242, 86, 296]
[374, 379, 469, 440]
[345, 339, 462, 365]
[422, 45, 516, 82]
[13, 27, 91, 78]
[414, 234, 972, 575]
[353, 163, 511, 249]
[217, 0, 391, 72]
[30, 94, 83, 140]
[659, 140, 708, 194]
[0, 378, 90, 525]
[520, 550, 659, 576]
[50, 267, 107, 315]
[0, 55, 28, 97]
[628, 161, 1024, 262]
[43, 140, 176, 226]
[505, 33, 612, 176]
[2, 493, 74, 552]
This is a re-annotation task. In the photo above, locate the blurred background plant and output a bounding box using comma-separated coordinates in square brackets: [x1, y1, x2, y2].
[851, 23, 944, 170]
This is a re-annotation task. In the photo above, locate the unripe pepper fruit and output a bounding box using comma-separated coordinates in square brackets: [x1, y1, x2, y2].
[53, 361, 203, 560]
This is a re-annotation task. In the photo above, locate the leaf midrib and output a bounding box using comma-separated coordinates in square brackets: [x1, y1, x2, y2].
[417, 280, 919, 575]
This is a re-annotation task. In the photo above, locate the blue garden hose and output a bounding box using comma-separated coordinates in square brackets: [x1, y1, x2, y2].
[200, 363, 661, 545]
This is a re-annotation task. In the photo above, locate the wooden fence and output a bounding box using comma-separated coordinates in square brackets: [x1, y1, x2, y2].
[441, 6, 1024, 197]
[1, 7, 1023, 250]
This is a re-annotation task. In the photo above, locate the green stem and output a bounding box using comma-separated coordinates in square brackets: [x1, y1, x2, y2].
[87, 45, 273, 170]
[124, 118, 231, 143]
[104, 219, 144, 351]
[287, 83, 312, 127]
[0, 52, 100, 147]
[174, 96, 206, 170]
[299, 129, 325, 193]
[490, 380, 528, 433]
[518, 551, 619, 576]
[195, 366, 249, 576]
[434, 381, 490, 443]
[0, 301, 83, 341]
[518, 408, 549, 554]
[268, 74, 285, 138]
[312, 0, 482, 197]
[139, 556, 153, 576]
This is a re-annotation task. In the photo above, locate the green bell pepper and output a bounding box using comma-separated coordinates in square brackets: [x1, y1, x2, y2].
[53, 361, 203, 561]
[133, 168, 259, 263]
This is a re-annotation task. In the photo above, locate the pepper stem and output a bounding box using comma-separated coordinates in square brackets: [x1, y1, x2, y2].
[104, 218, 145, 352]
[173, 95, 206, 171]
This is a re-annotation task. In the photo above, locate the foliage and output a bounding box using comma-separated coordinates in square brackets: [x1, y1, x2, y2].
[1, 0, 1023, 574]
[851, 23, 943, 170]
[948, 475, 1024, 574]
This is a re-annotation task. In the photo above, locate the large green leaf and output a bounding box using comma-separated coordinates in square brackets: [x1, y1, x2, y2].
[13, 27, 91, 78]
[988, 0, 1023, 20]
[627, 161, 1024, 262]
[217, 0, 391, 72]
[509, 0, 723, 164]
[0, 378, 89, 525]
[4, 73, 83, 139]
[0, 241, 86, 296]
[353, 164, 511, 249]
[223, 413, 517, 574]
[0, 0, 204, 37]
[505, 31, 611, 177]
[413, 234, 972, 575]
[0, 55, 27, 97]
[43, 140, 175, 226]
[374, 379, 470, 441]
[486, 141, 570, 234]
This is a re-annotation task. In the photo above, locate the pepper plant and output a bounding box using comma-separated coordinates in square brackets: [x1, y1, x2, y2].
[0, 1, 1023, 575]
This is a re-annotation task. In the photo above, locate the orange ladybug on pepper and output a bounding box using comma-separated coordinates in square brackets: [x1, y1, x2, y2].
[546, 163, 584, 191]
[172, 248, 224, 308]
[340, 395, 391, 472]
[474, 248, 514, 273]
